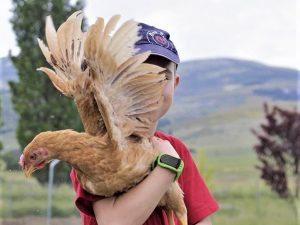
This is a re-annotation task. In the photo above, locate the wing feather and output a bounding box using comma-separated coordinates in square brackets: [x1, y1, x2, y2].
[45, 16, 63, 63]
[37, 38, 52, 64]
[37, 11, 105, 136]
[84, 16, 167, 149]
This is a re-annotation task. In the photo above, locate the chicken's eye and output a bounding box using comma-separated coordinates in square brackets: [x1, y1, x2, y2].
[30, 154, 37, 160]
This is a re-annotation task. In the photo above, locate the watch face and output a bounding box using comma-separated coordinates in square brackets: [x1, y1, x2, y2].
[160, 154, 181, 169]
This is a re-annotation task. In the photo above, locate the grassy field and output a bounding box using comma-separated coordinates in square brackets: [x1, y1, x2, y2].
[0, 152, 297, 225]
[0, 171, 78, 218]
[208, 153, 297, 225]
[0, 98, 297, 224]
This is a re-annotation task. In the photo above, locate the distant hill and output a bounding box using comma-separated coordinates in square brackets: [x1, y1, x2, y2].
[166, 58, 297, 120]
[163, 58, 297, 153]
[0, 56, 298, 153]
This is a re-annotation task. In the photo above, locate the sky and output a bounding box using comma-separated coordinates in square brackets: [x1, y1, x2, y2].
[0, 0, 298, 69]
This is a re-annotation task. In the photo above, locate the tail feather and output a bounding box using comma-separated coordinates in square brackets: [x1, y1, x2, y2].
[166, 209, 175, 225]
[176, 213, 188, 225]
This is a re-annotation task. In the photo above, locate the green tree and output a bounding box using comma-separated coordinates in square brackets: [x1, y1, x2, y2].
[9, 0, 85, 184]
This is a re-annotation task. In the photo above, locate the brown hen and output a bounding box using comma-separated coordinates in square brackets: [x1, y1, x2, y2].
[20, 11, 187, 225]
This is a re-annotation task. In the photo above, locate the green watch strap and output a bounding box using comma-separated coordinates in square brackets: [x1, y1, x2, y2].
[152, 154, 184, 180]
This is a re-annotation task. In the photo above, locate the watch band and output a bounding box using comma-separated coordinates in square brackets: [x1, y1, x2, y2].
[152, 154, 184, 180]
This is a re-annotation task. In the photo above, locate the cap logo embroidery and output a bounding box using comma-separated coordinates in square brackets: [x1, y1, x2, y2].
[147, 30, 171, 49]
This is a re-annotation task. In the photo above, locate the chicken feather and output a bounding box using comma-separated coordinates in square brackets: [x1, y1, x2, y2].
[45, 15, 63, 63]
[37, 11, 105, 136]
[84, 17, 167, 143]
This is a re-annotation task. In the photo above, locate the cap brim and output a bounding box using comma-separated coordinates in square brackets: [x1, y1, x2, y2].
[136, 44, 180, 64]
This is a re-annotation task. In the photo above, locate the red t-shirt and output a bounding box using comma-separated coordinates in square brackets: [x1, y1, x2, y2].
[70, 131, 219, 225]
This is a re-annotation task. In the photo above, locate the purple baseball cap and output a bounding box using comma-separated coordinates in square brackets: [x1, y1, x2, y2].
[135, 23, 180, 64]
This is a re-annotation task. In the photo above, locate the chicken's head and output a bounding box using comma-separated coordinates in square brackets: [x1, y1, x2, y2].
[19, 146, 50, 177]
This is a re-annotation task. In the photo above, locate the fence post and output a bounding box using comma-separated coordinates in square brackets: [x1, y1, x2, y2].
[47, 160, 60, 225]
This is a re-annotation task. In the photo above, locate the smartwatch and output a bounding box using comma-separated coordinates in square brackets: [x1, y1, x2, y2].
[152, 154, 184, 180]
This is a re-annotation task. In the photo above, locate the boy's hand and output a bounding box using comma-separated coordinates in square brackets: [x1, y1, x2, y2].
[152, 137, 180, 158]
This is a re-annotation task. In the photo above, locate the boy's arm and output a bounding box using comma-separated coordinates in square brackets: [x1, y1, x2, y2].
[93, 138, 180, 225]
[93, 166, 175, 225]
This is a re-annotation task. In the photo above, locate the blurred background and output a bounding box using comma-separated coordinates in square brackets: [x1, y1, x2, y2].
[0, 0, 298, 224]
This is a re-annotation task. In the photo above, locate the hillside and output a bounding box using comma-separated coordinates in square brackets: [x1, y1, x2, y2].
[0, 56, 298, 153]
[167, 58, 296, 120]
[161, 58, 297, 153]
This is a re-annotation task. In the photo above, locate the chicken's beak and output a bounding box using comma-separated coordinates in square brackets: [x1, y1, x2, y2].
[19, 155, 35, 177]
[24, 165, 35, 177]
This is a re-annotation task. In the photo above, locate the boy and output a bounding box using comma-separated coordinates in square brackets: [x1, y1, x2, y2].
[70, 22, 219, 225]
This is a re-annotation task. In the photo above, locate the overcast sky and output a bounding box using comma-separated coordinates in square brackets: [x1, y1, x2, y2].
[0, 0, 298, 69]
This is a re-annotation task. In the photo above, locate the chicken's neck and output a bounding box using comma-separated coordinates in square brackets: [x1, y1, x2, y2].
[39, 130, 100, 165]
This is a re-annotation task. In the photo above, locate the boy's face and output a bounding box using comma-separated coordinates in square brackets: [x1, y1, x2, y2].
[145, 55, 180, 121]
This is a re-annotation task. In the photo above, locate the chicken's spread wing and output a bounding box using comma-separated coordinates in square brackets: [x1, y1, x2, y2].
[37, 11, 106, 136]
[84, 16, 167, 150]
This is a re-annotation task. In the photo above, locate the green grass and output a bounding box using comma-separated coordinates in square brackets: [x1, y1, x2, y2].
[202, 153, 298, 225]
[213, 194, 296, 225]
[0, 171, 78, 218]
[0, 150, 298, 224]
[212, 182, 297, 225]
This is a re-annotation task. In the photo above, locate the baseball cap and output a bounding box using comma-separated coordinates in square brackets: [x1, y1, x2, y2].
[135, 23, 180, 64]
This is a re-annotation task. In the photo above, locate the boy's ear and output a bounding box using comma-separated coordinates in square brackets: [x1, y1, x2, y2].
[174, 74, 180, 89]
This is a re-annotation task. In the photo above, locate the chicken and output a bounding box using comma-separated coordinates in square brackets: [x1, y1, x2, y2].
[20, 129, 187, 225]
[20, 11, 187, 225]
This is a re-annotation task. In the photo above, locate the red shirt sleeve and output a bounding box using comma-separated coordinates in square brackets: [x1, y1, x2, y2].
[70, 168, 104, 217]
[156, 131, 220, 225]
